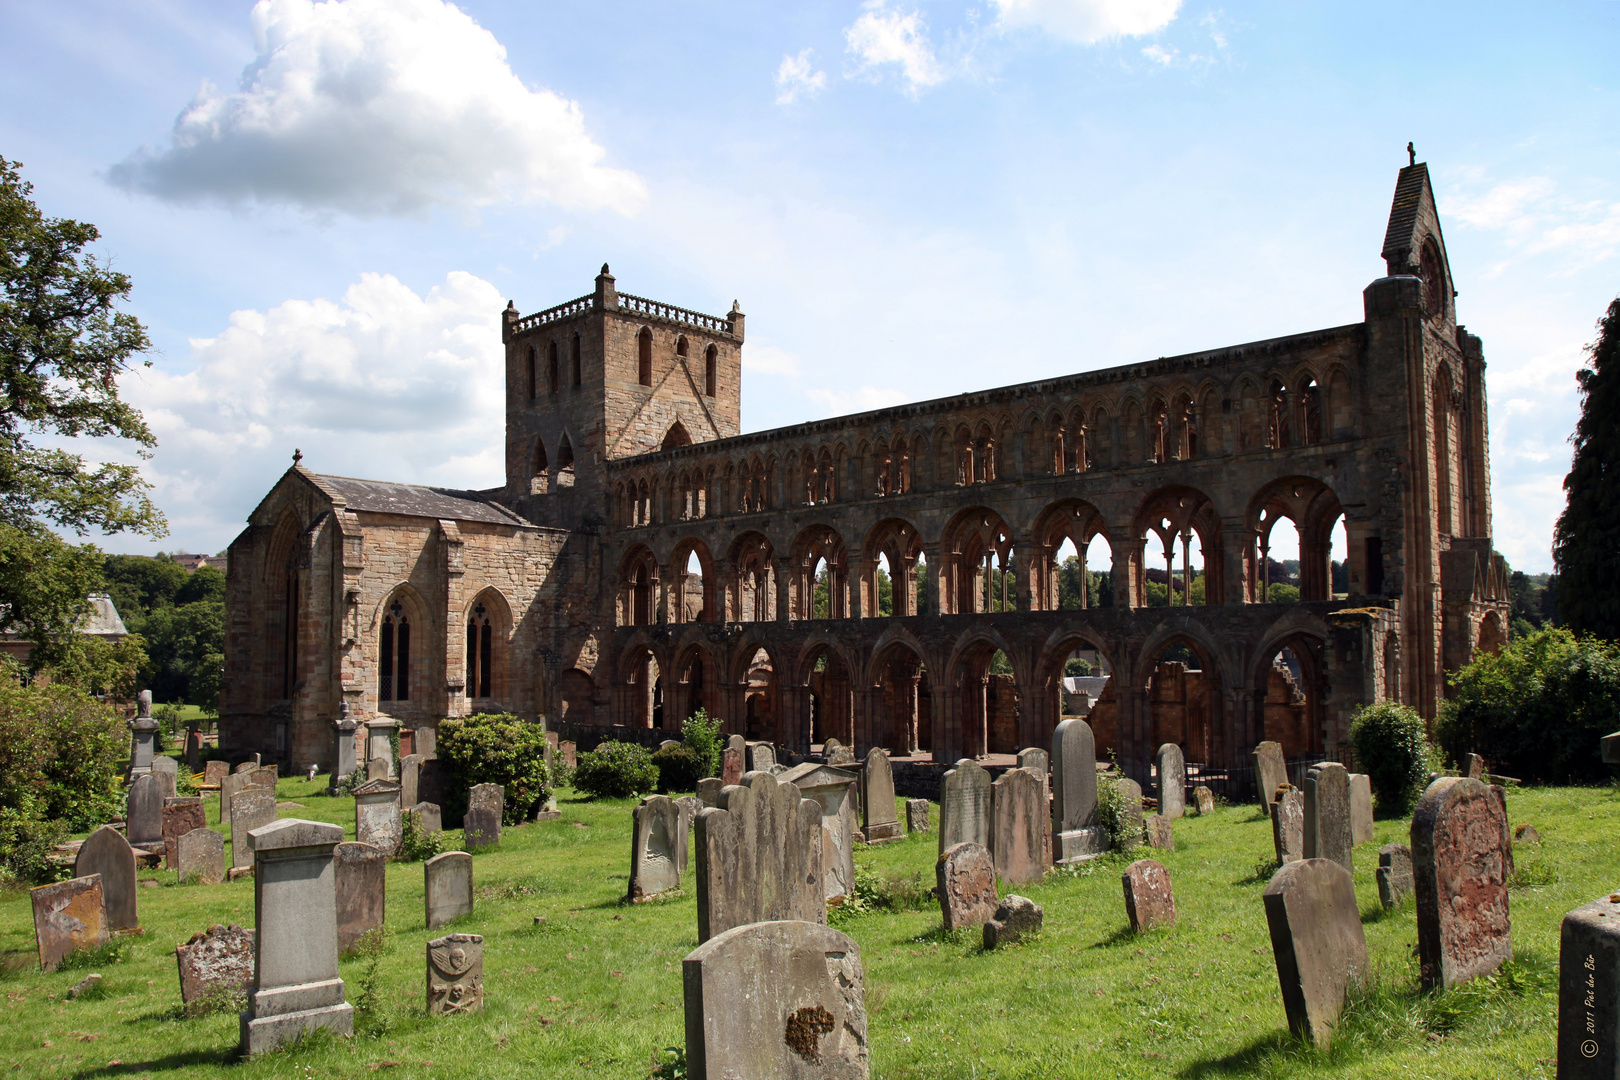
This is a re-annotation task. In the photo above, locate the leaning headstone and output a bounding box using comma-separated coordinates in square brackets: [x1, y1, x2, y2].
[1376, 843, 1413, 909]
[697, 777, 724, 808]
[907, 798, 930, 833]
[236, 760, 257, 773]
[1122, 858, 1176, 931]
[1052, 718, 1104, 861]
[1465, 753, 1486, 780]
[204, 760, 230, 788]
[177, 828, 225, 885]
[1412, 776, 1512, 990]
[991, 767, 1044, 884]
[175, 923, 254, 1014]
[163, 797, 206, 869]
[1156, 743, 1186, 820]
[231, 787, 277, 871]
[1558, 892, 1620, 1077]
[425, 851, 474, 930]
[747, 742, 777, 772]
[1145, 814, 1174, 851]
[983, 895, 1043, 949]
[248, 765, 278, 788]
[412, 801, 442, 834]
[939, 758, 993, 854]
[334, 842, 386, 954]
[859, 747, 901, 842]
[75, 826, 137, 931]
[1193, 785, 1215, 816]
[353, 778, 403, 856]
[219, 770, 246, 831]
[936, 841, 998, 932]
[683, 920, 867, 1080]
[398, 754, 425, 809]
[693, 772, 823, 942]
[31, 875, 108, 971]
[151, 755, 180, 799]
[1303, 762, 1353, 873]
[240, 818, 352, 1055]
[426, 933, 484, 1015]
[1348, 773, 1374, 846]
[126, 772, 162, 845]
[1262, 858, 1367, 1048]
[463, 783, 504, 849]
[1252, 740, 1288, 807]
[720, 746, 744, 786]
[1272, 788, 1304, 864]
[630, 795, 684, 902]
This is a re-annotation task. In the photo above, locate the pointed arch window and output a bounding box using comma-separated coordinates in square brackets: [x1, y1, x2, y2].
[467, 603, 493, 699]
[638, 328, 653, 386]
[379, 602, 410, 702]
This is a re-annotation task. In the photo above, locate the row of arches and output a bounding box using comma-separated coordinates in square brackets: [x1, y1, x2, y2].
[529, 434, 576, 496]
[526, 334, 582, 398]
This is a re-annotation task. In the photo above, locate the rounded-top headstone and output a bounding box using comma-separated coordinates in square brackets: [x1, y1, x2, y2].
[75, 826, 137, 931]
[1262, 858, 1368, 1048]
[1155, 743, 1186, 820]
[1411, 776, 1512, 990]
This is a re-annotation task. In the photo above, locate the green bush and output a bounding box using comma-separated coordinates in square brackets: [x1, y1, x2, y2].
[1437, 626, 1620, 783]
[1096, 768, 1143, 852]
[437, 713, 551, 826]
[0, 803, 65, 886]
[681, 709, 723, 779]
[573, 740, 659, 800]
[1349, 701, 1434, 815]
[398, 806, 446, 863]
[652, 743, 704, 794]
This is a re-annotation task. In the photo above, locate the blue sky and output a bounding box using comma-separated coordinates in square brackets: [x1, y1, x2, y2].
[2, 0, 1616, 572]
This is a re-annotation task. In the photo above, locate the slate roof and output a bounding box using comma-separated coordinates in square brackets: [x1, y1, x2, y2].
[1381, 163, 1430, 261]
[305, 473, 528, 526]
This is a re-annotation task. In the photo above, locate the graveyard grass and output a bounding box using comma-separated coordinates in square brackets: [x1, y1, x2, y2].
[1, 768, 1607, 1080]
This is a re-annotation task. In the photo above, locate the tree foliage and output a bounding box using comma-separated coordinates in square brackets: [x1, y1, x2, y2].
[1555, 297, 1620, 639]
[573, 740, 659, 800]
[1349, 701, 1433, 815]
[437, 713, 551, 826]
[102, 556, 224, 709]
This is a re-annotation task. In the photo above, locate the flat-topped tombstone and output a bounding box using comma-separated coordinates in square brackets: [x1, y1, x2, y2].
[427, 933, 484, 1015]
[1122, 859, 1176, 932]
[1272, 788, 1304, 864]
[231, 787, 277, 871]
[936, 842, 998, 932]
[983, 895, 1042, 950]
[630, 795, 683, 902]
[1348, 774, 1374, 846]
[240, 818, 352, 1055]
[1253, 741, 1288, 807]
[151, 756, 179, 799]
[425, 851, 474, 930]
[75, 826, 137, 931]
[248, 765, 278, 788]
[747, 742, 777, 772]
[1376, 843, 1413, 909]
[906, 799, 930, 833]
[939, 758, 993, 855]
[693, 772, 823, 942]
[991, 767, 1044, 884]
[177, 828, 225, 885]
[399, 754, 425, 808]
[126, 772, 162, 845]
[1193, 786, 1215, 816]
[334, 842, 386, 954]
[175, 923, 254, 1014]
[720, 746, 744, 786]
[1052, 719, 1104, 862]
[411, 802, 442, 835]
[353, 778, 403, 856]
[1156, 744, 1186, 820]
[1558, 892, 1620, 1077]
[697, 777, 725, 808]
[1145, 814, 1174, 851]
[859, 747, 901, 842]
[463, 783, 504, 849]
[366, 758, 391, 782]
[1412, 776, 1512, 990]
[204, 760, 230, 788]
[31, 875, 108, 971]
[1465, 753, 1486, 779]
[1303, 763, 1353, 873]
[163, 797, 206, 869]
[1263, 858, 1367, 1048]
[683, 920, 867, 1080]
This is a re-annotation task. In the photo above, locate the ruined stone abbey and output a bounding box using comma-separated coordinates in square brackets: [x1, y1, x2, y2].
[222, 162, 1511, 785]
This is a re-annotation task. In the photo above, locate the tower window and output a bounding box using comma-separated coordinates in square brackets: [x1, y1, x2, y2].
[379, 603, 410, 702]
[571, 333, 581, 387]
[526, 346, 536, 400]
[638, 328, 653, 386]
[547, 340, 559, 394]
[705, 345, 717, 397]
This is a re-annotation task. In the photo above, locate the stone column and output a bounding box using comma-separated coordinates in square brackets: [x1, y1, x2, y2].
[332, 710, 358, 781]
[1013, 542, 1038, 612]
[1221, 519, 1253, 604]
[846, 555, 866, 620]
[774, 558, 792, 623]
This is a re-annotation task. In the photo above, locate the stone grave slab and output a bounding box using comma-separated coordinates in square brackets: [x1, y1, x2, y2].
[1145, 814, 1174, 851]
[126, 772, 162, 846]
[177, 828, 225, 885]
[697, 777, 724, 808]
[425, 851, 474, 930]
[334, 842, 386, 954]
[1052, 718, 1104, 862]
[219, 770, 246, 831]
[366, 758, 390, 782]
[204, 760, 230, 788]
[630, 795, 683, 902]
[939, 758, 993, 855]
[464, 783, 503, 849]
[1156, 743, 1186, 820]
[31, 875, 108, 971]
[1117, 778, 1145, 844]
[75, 826, 137, 932]
[1272, 788, 1304, 864]
[1412, 776, 1512, 990]
[906, 799, 930, 833]
[1303, 762, 1353, 873]
[859, 747, 901, 842]
[721, 746, 744, 786]
[151, 756, 179, 799]
[231, 787, 277, 871]
[1376, 843, 1413, 909]
[1193, 785, 1215, 815]
[991, 767, 1044, 884]
[983, 895, 1042, 949]
[1252, 741, 1288, 807]
[1262, 858, 1367, 1049]
[1122, 858, 1176, 931]
[1349, 773, 1374, 846]
[399, 754, 425, 809]
[353, 778, 402, 856]
[936, 842, 998, 932]
[427, 933, 484, 1015]
[162, 798, 206, 869]
[176, 923, 254, 1014]
[748, 742, 777, 772]
[412, 802, 442, 834]
[1558, 891, 1620, 1077]
[780, 762, 860, 900]
[693, 772, 823, 943]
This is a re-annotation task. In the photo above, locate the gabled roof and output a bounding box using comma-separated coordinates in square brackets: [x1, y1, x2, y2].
[1381, 163, 1433, 265]
[303, 472, 528, 526]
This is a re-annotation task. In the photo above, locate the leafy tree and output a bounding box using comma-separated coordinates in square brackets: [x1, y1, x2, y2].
[681, 708, 722, 778]
[1349, 701, 1433, 815]
[102, 553, 189, 626]
[437, 713, 551, 825]
[1555, 297, 1620, 638]
[1064, 655, 1094, 677]
[875, 567, 893, 617]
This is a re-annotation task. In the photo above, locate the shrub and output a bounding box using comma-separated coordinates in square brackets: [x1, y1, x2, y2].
[1437, 626, 1620, 783]
[1350, 701, 1433, 814]
[681, 709, 723, 779]
[573, 740, 659, 799]
[652, 743, 704, 794]
[1095, 769, 1143, 852]
[398, 807, 445, 863]
[437, 713, 551, 826]
[0, 803, 65, 885]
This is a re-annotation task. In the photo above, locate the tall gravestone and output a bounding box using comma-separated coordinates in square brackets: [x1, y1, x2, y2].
[1017, 748, 1052, 868]
[427, 933, 484, 1015]
[1117, 778, 1145, 844]
[75, 826, 137, 932]
[1348, 773, 1374, 846]
[185, 725, 202, 773]
[721, 746, 744, 786]
[399, 754, 424, 809]
[331, 712, 359, 782]
[780, 762, 860, 900]
[178, 828, 226, 884]
[425, 851, 474, 929]
[991, 767, 1044, 885]
[1262, 858, 1367, 1049]
[163, 797, 206, 869]
[31, 875, 108, 971]
[1155, 743, 1186, 820]
[218, 770, 244, 832]
[239, 818, 352, 1055]
[1411, 776, 1512, 990]
[151, 756, 180, 799]
[365, 717, 397, 779]
[859, 747, 901, 842]
[232, 787, 277, 871]
[1272, 788, 1304, 864]
[126, 772, 162, 846]
[1252, 740, 1288, 807]
[1559, 892, 1620, 1077]
[630, 795, 684, 902]
[693, 772, 823, 943]
[936, 842, 998, 931]
[1303, 762, 1353, 873]
[464, 783, 504, 849]
[353, 778, 403, 856]
[1122, 859, 1176, 932]
[334, 841, 386, 954]
[1052, 719, 1104, 862]
[130, 690, 157, 774]
[683, 920, 868, 1080]
[939, 758, 993, 855]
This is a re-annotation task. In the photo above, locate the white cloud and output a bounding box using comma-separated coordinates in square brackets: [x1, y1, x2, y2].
[1446, 177, 1620, 268]
[775, 48, 827, 105]
[743, 343, 803, 377]
[993, 0, 1182, 45]
[805, 386, 911, 416]
[109, 0, 646, 217]
[845, 3, 945, 95]
[1142, 44, 1177, 65]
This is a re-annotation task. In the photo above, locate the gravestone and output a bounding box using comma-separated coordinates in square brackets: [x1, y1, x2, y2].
[334, 841, 386, 954]
[748, 742, 777, 772]
[365, 717, 398, 778]
[366, 758, 391, 782]
[859, 747, 901, 842]
[219, 770, 246, 831]
[1412, 776, 1513, 990]
[720, 746, 744, 786]
[185, 726, 202, 773]
[426, 933, 484, 1015]
[1515, 824, 1542, 845]
[413, 723, 436, 760]
[240, 818, 352, 1055]
[781, 762, 860, 900]
[1145, 814, 1174, 851]
[75, 826, 137, 931]
[248, 765, 278, 788]
[683, 920, 867, 1080]
[163, 797, 206, 869]
[906, 799, 930, 833]
[1252, 740, 1288, 807]
[126, 772, 162, 845]
[130, 691, 157, 773]
[175, 923, 254, 1014]
[151, 755, 180, 799]
[939, 758, 993, 855]
[1122, 858, 1176, 931]
[1017, 747, 1049, 777]
[1193, 786, 1215, 815]
[560, 740, 576, 769]
[983, 895, 1043, 949]
[464, 783, 504, 849]
[353, 778, 403, 856]
[1272, 788, 1305, 864]
[697, 777, 725, 808]
[1156, 743, 1186, 820]
[399, 754, 424, 809]
[31, 875, 108, 971]
[425, 851, 474, 929]
[1017, 749, 1053, 869]
[936, 841, 999, 931]
[728, 733, 747, 754]
[1303, 762, 1353, 873]
[1465, 753, 1486, 779]
[204, 760, 230, 788]
[412, 801, 442, 834]
[417, 759, 450, 811]
[1052, 719, 1104, 861]
[676, 794, 701, 845]
[693, 772, 823, 942]
[1117, 778, 1145, 844]
[1376, 843, 1413, 909]
[1262, 858, 1367, 1049]
[331, 713, 359, 781]
[1558, 892, 1620, 1077]
[1348, 773, 1374, 846]
[177, 828, 225, 885]
[630, 795, 683, 902]
[823, 737, 856, 766]
[231, 787, 277, 871]
[991, 767, 1044, 884]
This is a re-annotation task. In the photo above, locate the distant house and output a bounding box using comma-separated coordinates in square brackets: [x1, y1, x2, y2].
[0, 593, 130, 663]
[173, 552, 227, 574]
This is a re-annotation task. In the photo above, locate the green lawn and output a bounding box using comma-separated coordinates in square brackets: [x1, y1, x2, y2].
[1, 774, 1609, 1079]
